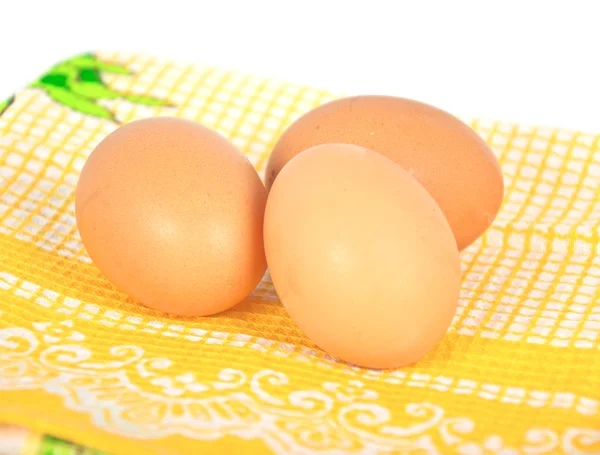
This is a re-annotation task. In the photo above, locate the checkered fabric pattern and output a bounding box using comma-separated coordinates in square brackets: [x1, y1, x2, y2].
[0, 51, 598, 455]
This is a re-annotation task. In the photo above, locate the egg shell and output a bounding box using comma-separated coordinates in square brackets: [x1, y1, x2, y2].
[264, 143, 461, 369]
[75, 117, 267, 316]
[266, 95, 504, 250]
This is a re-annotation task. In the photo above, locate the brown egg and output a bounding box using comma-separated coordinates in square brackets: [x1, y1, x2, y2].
[264, 143, 461, 369]
[76, 117, 267, 316]
[266, 95, 504, 250]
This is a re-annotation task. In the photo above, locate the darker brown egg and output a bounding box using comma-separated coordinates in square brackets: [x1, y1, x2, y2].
[266, 96, 504, 250]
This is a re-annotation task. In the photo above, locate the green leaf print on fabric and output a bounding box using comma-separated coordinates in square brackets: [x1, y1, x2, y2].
[0, 96, 14, 116]
[79, 68, 104, 83]
[39, 434, 108, 455]
[68, 54, 131, 75]
[30, 53, 171, 121]
[42, 86, 116, 120]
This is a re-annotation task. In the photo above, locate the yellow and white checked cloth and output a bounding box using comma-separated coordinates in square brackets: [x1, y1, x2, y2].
[0, 51, 599, 455]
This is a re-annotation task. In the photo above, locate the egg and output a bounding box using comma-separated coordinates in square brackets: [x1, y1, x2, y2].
[264, 143, 461, 369]
[75, 117, 267, 316]
[266, 95, 504, 250]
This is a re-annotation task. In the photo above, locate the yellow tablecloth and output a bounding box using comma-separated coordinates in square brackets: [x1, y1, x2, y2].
[0, 51, 599, 455]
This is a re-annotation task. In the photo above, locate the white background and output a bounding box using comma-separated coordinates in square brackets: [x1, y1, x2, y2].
[1, 1, 599, 132]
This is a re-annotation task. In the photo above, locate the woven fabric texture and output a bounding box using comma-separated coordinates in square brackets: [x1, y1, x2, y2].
[0, 52, 599, 455]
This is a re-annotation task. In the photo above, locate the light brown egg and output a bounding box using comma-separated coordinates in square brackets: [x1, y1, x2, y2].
[266, 95, 504, 250]
[264, 143, 461, 369]
[76, 117, 267, 316]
